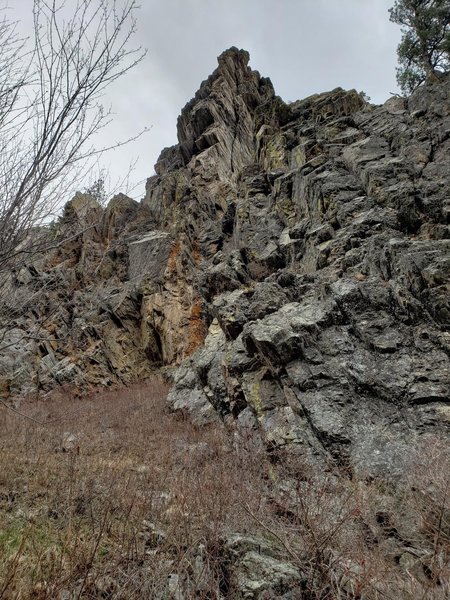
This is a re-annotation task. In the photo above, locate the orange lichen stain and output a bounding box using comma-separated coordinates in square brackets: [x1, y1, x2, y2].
[186, 299, 207, 356]
[168, 239, 181, 272]
[192, 239, 203, 265]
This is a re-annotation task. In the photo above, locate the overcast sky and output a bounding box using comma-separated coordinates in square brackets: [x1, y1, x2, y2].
[18, 0, 402, 201]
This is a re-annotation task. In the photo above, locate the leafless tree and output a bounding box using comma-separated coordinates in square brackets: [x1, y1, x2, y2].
[0, 0, 147, 399]
[0, 0, 146, 272]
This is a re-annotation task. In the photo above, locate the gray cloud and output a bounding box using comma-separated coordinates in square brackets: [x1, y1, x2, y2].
[14, 0, 402, 201]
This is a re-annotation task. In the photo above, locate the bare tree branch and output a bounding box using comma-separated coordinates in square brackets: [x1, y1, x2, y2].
[0, 0, 146, 270]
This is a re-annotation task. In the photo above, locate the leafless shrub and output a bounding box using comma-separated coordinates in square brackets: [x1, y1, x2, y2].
[0, 379, 268, 598]
[0, 0, 146, 272]
[0, 382, 448, 598]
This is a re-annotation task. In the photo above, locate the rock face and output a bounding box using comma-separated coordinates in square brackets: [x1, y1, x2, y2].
[1, 48, 449, 476]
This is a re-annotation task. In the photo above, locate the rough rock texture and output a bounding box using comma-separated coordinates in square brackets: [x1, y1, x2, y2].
[156, 48, 449, 478]
[1, 48, 449, 478]
[0, 189, 205, 394]
[222, 533, 304, 598]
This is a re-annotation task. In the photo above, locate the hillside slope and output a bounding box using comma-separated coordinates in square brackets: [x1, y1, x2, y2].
[1, 48, 449, 478]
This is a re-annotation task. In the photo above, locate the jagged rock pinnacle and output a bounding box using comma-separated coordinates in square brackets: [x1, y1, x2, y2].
[153, 48, 274, 177]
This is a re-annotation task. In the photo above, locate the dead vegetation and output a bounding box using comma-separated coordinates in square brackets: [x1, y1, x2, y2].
[0, 380, 448, 599]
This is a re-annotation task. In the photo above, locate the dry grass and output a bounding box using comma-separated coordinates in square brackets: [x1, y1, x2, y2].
[0, 380, 448, 599]
[0, 380, 270, 599]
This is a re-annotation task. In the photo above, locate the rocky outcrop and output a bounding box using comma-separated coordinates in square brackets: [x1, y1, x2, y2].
[0, 191, 203, 393]
[155, 48, 450, 477]
[1, 48, 449, 479]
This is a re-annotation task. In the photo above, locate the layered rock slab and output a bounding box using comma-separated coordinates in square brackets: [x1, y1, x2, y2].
[159, 49, 450, 477]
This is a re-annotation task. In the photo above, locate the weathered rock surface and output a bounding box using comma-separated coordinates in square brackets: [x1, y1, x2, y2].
[1, 48, 449, 480]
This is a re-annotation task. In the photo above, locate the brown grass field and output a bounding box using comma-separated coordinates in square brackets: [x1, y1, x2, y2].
[0, 379, 448, 599]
